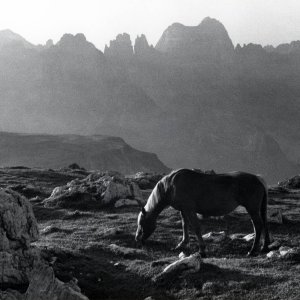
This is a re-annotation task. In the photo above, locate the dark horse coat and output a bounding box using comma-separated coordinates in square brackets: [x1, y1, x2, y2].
[135, 169, 270, 256]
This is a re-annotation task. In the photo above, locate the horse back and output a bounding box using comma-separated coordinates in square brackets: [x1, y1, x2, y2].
[167, 169, 266, 216]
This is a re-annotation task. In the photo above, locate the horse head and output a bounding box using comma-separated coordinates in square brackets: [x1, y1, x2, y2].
[135, 207, 156, 245]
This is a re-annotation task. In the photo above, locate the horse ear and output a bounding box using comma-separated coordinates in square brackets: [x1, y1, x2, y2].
[141, 207, 146, 216]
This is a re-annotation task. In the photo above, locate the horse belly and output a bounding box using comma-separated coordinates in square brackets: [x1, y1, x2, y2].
[195, 195, 239, 216]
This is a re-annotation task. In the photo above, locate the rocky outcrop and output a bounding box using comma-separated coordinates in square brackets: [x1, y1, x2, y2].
[278, 175, 300, 189]
[0, 189, 39, 252]
[134, 34, 156, 58]
[43, 171, 143, 209]
[131, 172, 163, 190]
[104, 33, 133, 61]
[0, 188, 88, 299]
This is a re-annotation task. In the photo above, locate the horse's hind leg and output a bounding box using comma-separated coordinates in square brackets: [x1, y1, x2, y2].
[185, 210, 206, 257]
[246, 210, 263, 256]
[174, 211, 190, 250]
[261, 193, 270, 252]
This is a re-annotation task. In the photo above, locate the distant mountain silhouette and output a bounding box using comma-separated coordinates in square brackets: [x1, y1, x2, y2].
[156, 17, 234, 63]
[0, 29, 35, 50]
[0, 132, 169, 173]
[0, 18, 299, 183]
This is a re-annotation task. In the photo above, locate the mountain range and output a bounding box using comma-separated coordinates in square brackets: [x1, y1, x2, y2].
[0, 17, 299, 183]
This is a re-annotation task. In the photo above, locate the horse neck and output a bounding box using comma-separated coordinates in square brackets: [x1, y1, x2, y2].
[145, 184, 168, 219]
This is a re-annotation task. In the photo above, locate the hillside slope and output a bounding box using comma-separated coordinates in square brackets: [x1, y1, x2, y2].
[0, 132, 169, 174]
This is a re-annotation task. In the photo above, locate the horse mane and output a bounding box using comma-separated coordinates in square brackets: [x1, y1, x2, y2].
[145, 176, 168, 213]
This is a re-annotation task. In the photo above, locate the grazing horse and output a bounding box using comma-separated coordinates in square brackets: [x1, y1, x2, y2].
[135, 169, 270, 256]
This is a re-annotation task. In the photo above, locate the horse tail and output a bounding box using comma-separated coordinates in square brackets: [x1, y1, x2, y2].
[257, 175, 270, 247]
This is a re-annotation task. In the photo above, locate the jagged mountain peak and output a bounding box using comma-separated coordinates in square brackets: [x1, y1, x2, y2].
[104, 32, 133, 60]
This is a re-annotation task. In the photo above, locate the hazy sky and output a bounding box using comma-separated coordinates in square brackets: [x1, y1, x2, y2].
[1, 0, 300, 50]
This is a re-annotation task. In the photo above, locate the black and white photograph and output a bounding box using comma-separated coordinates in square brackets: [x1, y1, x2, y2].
[1, 1, 300, 299]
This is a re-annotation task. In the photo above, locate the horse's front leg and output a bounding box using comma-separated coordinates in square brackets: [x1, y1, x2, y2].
[185, 210, 206, 257]
[174, 211, 190, 250]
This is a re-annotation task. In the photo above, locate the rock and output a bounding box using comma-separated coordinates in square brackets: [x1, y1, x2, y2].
[114, 198, 140, 208]
[154, 253, 201, 282]
[0, 189, 39, 251]
[267, 208, 283, 224]
[267, 250, 281, 259]
[278, 175, 300, 189]
[243, 233, 255, 242]
[24, 264, 89, 300]
[8, 184, 48, 199]
[229, 233, 246, 240]
[67, 163, 86, 171]
[267, 247, 300, 260]
[43, 171, 142, 209]
[0, 188, 88, 300]
[202, 231, 226, 243]
[108, 244, 146, 257]
[131, 172, 163, 190]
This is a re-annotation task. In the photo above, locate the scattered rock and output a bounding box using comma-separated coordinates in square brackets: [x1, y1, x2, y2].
[278, 175, 300, 190]
[131, 172, 163, 190]
[108, 244, 146, 257]
[43, 171, 142, 209]
[114, 198, 140, 208]
[24, 264, 89, 300]
[267, 208, 283, 224]
[153, 252, 201, 282]
[8, 184, 48, 199]
[229, 233, 246, 240]
[267, 246, 300, 261]
[243, 233, 255, 242]
[202, 231, 227, 243]
[68, 163, 86, 171]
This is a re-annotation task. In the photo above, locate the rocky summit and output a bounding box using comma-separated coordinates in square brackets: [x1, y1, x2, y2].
[155, 17, 234, 63]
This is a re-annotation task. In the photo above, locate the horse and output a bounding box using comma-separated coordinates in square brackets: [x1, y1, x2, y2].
[135, 168, 270, 257]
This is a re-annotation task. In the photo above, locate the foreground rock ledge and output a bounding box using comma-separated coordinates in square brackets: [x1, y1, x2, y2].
[0, 188, 88, 300]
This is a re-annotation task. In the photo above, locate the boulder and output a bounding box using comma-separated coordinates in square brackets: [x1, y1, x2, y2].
[202, 231, 226, 243]
[0, 189, 39, 251]
[278, 175, 300, 189]
[43, 171, 142, 209]
[0, 188, 88, 300]
[267, 247, 300, 260]
[114, 198, 140, 208]
[24, 264, 89, 300]
[153, 252, 201, 282]
[108, 244, 146, 257]
[131, 172, 163, 190]
[267, 208, 283, 224]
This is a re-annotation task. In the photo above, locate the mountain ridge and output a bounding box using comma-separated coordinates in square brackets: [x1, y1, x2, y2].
[0, 18, 299, 183]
